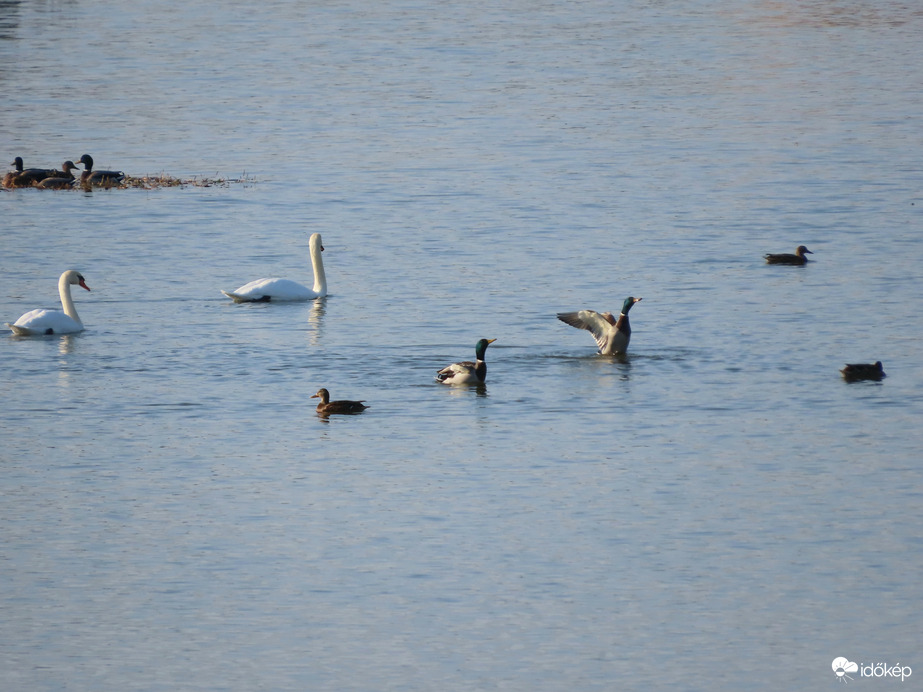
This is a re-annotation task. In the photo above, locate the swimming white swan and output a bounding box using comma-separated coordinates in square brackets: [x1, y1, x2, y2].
[6, 270, 91, 335]
[222, 233, 327, 302]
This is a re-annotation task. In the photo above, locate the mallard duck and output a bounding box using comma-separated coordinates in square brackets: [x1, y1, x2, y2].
[3, 156, 54, 187]
[6, 270, 91, 336]
[35, 161, 79, 189]
[223, 233, 327, 302]
[764, 245, 813, 265]
[435, 338, 497, 384]
[841, 361, 885, 382]
[557, 296, 641, 355]
[311, 388, 368, 415]
[76, 154, 125, 186]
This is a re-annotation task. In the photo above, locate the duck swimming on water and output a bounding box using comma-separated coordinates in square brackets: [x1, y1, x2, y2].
[311, 388, 368, 415]
[841, 361, 885, 382]
[764, 246, 813, 265]
[435, 338, 497, 385]
[557, 296, 642, 356]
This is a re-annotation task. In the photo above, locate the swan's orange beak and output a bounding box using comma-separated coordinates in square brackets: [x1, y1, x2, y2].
[79, 278, 91, 291]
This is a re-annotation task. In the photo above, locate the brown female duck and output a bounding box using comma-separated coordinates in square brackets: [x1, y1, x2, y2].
[36, 161, 79, 189]
[311, 388, 368, 415]
[764, 245, 813, 265]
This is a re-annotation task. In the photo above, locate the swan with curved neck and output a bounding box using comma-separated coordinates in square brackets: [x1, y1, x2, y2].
[222, 233, 327, 302]
[6, 270, 91, 335]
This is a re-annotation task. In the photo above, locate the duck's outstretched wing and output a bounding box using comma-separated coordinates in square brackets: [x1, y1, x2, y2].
[557, 310, 614, 352]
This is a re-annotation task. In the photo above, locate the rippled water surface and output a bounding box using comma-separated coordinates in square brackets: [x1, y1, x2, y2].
[2, 1, 922, 690]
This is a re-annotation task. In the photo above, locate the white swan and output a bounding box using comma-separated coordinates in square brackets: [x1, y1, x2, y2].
[222, 233, 327, 303]
[6, 270, 91, 335]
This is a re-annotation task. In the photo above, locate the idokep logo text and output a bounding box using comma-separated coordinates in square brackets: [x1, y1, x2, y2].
[832, 657, 912, 683]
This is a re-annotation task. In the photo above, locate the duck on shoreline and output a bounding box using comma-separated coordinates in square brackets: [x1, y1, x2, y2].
[76, 154, 125, 186]
[3, 156, 54, 187]
[36, 161, 79, 189]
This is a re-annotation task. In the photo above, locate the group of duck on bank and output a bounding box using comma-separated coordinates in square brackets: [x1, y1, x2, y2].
[3, 155, 124, 189]
[4, 234, 885, 415]
[3, 155, 240, 190]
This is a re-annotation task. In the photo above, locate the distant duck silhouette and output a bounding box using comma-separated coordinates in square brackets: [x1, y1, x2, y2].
[311, 388, 368, 415]
[36, 161, 79, 189]
[435, 338, 497, 385]
[222, 232, 327, 302]
[3, 156, 54, 187]
[76, 154, 125, 186]
[557, 296, 642, 355]
[764, 245, 813, 265]
[841, 361, 885, 382]
[6, 270, 91, 336]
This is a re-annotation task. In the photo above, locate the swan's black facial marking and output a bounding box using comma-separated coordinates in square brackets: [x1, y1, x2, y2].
[45, 328, 54, 335]
[255, 295, 272, 302]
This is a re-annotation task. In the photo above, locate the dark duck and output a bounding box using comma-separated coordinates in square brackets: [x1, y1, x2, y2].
[841, 361, 885, 382]
[76, 154, 125, 186]
[36, 161, 79, 189]
[311, 388, 368, 415]
[3, 157, 55, 187]
[764, 245, 813, 265]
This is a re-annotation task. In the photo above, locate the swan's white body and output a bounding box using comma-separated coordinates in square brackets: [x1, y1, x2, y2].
[6, 270, 90, 335]
[223, 233, 327, 303]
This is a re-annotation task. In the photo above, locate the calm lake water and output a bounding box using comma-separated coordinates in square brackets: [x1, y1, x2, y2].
[2, 1, 922, 690]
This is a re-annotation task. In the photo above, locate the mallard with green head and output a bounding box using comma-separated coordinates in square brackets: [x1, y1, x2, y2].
[764, 245, 813, 265]
[3, 156, 55, 187]
[76, 154, 125, 186]
[311, 388, 368, 415]
[841, 361, 885, 382]
[435, 338, 497, 384]
[557, 296, 642, 355]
